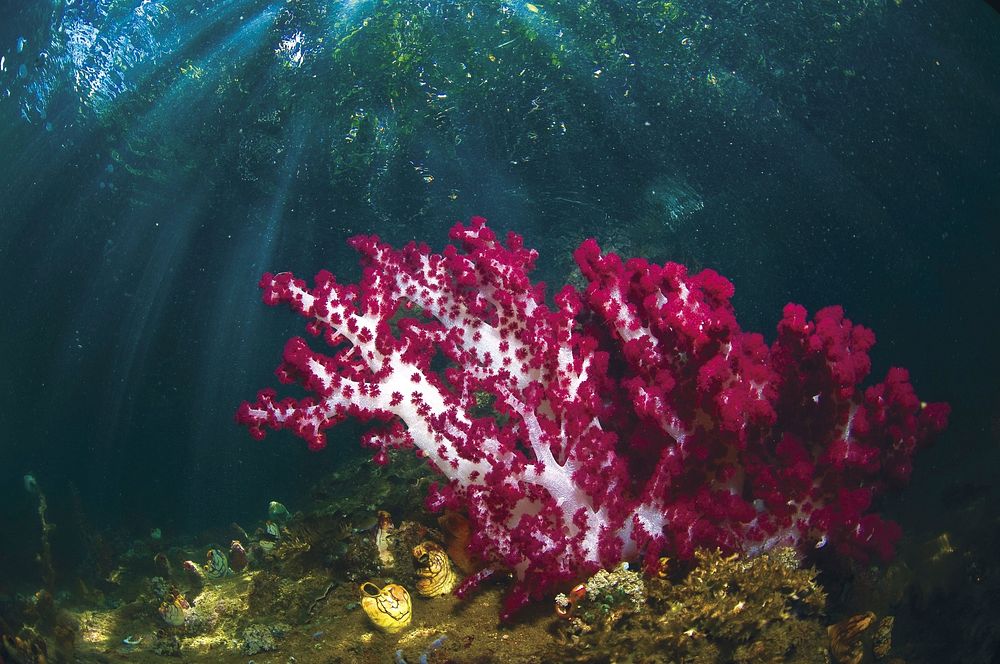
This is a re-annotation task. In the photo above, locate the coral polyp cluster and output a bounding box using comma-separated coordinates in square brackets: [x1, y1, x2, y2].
[239, 217, 948, 616]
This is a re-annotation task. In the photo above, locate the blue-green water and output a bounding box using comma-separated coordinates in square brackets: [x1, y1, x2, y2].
[1, 0, 998, 660]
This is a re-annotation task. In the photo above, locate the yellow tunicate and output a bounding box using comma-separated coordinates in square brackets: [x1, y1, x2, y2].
[360, 582, 412, 633]
[412, 541, 458, 597]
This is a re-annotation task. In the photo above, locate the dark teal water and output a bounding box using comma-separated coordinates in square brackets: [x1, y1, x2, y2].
[1, 0, 998, 658]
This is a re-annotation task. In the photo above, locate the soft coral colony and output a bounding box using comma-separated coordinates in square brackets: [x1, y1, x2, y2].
[237, 217, 948, 618]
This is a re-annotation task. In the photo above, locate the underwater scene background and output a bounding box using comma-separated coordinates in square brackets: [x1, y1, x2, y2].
[0, 0, 998, 661]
